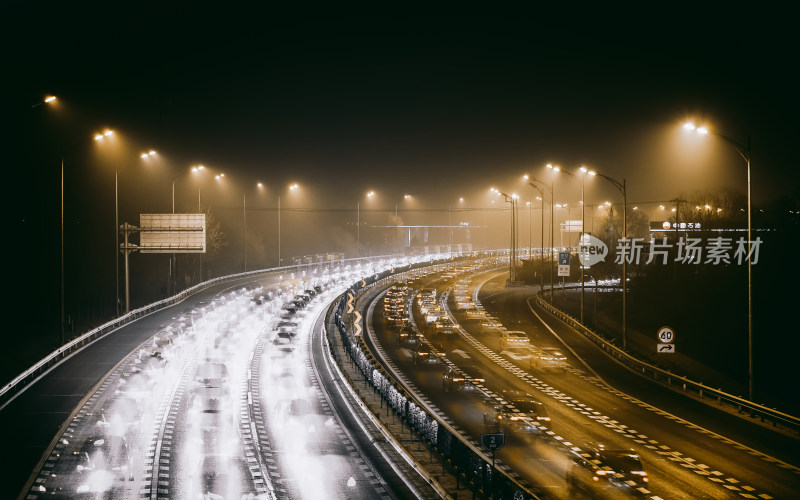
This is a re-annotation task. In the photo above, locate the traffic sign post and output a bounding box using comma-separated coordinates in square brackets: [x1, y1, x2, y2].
[480, 433, 505, 451]
[658, 343, 675, 353]
[657, 326, 675, 344]
[558, 252, 570, 277]
[481, 433, 504, 498]
[657, 326, 675, 353]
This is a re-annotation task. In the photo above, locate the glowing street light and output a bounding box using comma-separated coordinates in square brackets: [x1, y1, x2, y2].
[243, 182, 266, 272]
[279, 183, 300, 267]
[358, 190, 377, 258]
[553, 165, 595, 324]
[683, 120, 754, 400]
[526, 171, 555, 303]
[31, 95, 57, 108]
[592, 170, 628, 350]
[491, 187, 520, 283]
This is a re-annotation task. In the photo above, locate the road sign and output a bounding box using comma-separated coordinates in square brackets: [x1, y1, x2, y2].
[558, 252, 570, 277]
[657, 343, 675, 353]
[657, 326, 675, 344]
[481, 433, 505, 451]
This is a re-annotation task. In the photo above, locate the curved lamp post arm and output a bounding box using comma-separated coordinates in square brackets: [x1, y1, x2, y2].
[713, 132, 751, 163]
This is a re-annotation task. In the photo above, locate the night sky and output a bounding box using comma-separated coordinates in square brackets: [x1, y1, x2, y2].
[5, 7, 799, 381]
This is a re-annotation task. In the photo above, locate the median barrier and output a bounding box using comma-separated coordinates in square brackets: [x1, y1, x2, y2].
[328, 256, 542, 500]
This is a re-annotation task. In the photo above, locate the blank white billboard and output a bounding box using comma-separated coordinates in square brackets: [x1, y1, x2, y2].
[139, 214, 206, 253]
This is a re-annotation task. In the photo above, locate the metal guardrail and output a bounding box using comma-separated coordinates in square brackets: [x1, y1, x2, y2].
[328, 256, 542, 500]
[535, 287, 800, 435]
[0, 267, 283, 408]
[0, 253, 412, 408]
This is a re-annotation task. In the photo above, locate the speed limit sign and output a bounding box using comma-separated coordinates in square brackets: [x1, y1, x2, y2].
[657, 326, 675, 344]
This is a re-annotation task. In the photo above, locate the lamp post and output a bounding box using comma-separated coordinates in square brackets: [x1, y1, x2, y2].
[169, 165, 206, 294]
[278, 183, 300, 268]
[93, 129, 120, 316]
[527, 174, 554, 303]
[358, 191, 375, 259]
[31, 95, 67, 343]
[554, 166, 596, 324]
[684, 121, 753, 400]
[490, 188, 519, 282]
[594, 171, 627, 350]
[524, 180, 545, 289]
[243, 182, 265, 272]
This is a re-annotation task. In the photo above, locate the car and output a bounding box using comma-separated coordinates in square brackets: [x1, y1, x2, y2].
[483, 392, 549, 440]
[566, 444, 649, 497]
[275, 328, 296, 340]
[500, 330, 530, 348]
[530, 346, 568, 371]
[412, 343, 446, 366]
[142, 335, 174, 359]
[73, 433, 133, 481]
[277, 320, 299, 329]
[304, 289, 317, 297]
[386, 313, 409, 330]
[395, 328, 421, 347]
[464, 310, 485, 320]
[193, 455, 250, 498]
[442, 364, 485, 392]
[193, 362, 229, 392]
[434, 321, 457, 337]
[272, 335, 295, 352]
[480, 317, 504, 331]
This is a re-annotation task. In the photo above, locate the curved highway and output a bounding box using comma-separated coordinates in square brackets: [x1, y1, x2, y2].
[1, 259, 439, 500]
[358, 267, 800, 499]
[3, 258, 798, 499]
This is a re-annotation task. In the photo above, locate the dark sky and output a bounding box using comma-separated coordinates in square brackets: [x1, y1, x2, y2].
[5, 6, 799, 343]
[9, 7, 799, 207]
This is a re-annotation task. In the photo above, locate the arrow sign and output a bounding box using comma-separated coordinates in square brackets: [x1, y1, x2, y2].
[347, 292, 355, 314]
[361, 279, 366, 287]
[657, 343, 675, 353]
[480, 432, 505, 451]
[354, 311, 363, 336]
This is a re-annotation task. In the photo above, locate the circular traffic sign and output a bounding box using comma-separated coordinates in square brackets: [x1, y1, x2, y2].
[657, 326, 675, 344]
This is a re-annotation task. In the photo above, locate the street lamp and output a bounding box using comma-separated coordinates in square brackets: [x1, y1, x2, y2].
[526, 171, 555, 303]
[553, 166, 596, 324]
[593, 170, 628, 350]
[278, 183, 300, 267]
[243, 182, 265, 272]
[490, 187, 519, 282]
[684, 121, 754, 400]
[93, 129, 122, 316]
[31, 94, 67, 342]
[358, 191, 375, 259]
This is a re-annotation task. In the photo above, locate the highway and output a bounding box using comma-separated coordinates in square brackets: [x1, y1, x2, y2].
[1, 259, 434, 500]
[357, 266, 800, 498]
[3, 258, 799, 499]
